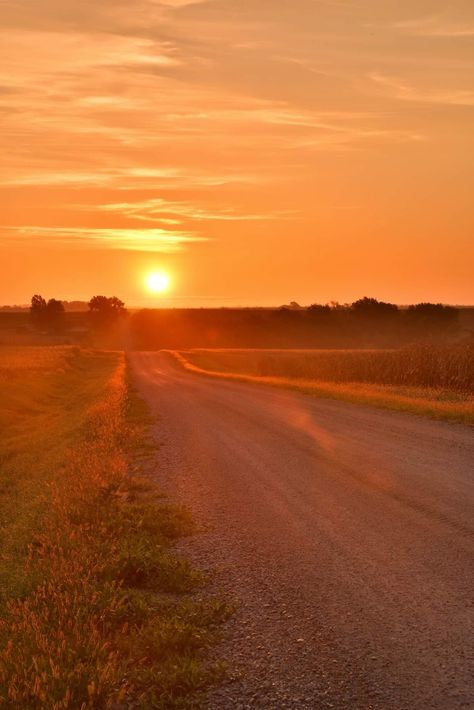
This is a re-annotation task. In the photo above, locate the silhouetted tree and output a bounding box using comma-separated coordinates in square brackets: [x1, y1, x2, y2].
[88, 295, 127, 328]
[30, 294, 46, 320]
[30, 295, 65, 331]
[30, 294, 47, 328]
[405, 303, 458, 337]
[352, 297, 398, 316]
[349, 297, 399, 345]
[46, 298, 65, 331]
[329, 301, 351, 311]
[308, 303, 331, 316]
[279, 301, 303, 311]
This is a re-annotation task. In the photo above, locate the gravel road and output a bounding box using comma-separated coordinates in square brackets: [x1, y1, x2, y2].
[130, 351, 474, 710]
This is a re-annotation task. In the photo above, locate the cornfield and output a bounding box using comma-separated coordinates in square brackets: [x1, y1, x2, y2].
[185, 345, 474, 394]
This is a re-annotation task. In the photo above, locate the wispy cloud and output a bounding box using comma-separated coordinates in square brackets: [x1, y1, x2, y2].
[0, 22, 428, 199]
[392, 16, 474, 38]
[93, 198, 295, 224]
[1, 167, 263, 189]
[0, 226, 207, 252]
[0, 31, 182, 78]
[369, 73, 474, 107]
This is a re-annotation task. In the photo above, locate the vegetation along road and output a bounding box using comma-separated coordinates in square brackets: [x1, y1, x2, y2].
[131, 351, 474, 710]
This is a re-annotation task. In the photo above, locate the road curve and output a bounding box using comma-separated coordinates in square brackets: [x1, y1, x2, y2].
[130, 351, 474, 710]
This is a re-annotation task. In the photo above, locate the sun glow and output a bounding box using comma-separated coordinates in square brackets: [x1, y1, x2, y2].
[145, 270, 171, 294]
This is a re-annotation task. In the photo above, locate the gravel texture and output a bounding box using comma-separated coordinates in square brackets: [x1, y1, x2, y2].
[130, 352, 474, 710]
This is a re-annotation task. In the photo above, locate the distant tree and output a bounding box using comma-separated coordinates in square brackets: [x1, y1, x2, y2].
[406, 303, 458, 335]
[46, 298, 64, 313]
[88, 295, 127, 327]
[46, 298, 65, 331]
[30, 295, 65, 331]
[279, 301, 302, 311]
[30, 294, 47, 327]
[329, 301, 350, 311]
[30, 294, 46, 313]
[89, 295, 126, 316]
[352, 297, 398, 316]
[308, 303, 331, 315]
[348, 298, 399, 346]
[407, 302, 457, 319]
[31, 294, 47, 310]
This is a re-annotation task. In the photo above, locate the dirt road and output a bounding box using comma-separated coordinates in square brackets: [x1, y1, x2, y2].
[130, 352, 474, 710]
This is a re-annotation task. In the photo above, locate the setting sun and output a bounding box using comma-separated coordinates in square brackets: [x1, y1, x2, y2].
[145, 271, 171, 295]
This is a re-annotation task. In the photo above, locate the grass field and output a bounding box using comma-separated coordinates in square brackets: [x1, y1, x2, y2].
[174, 346, 474, 425]
[0, 346, 227, 708]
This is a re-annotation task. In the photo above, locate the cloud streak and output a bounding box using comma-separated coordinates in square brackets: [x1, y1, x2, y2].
[0, 18, 434, 202]
[1, 226, 207, 252]
[393, 16, 474, 38]
[369, 73, 474, 107]
[93, 198, 295, 224]
[1, 167, 264, 189]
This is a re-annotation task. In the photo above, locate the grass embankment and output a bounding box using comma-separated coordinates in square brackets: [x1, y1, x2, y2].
[0, 346, 227, 708]
[173, 347, 474, 425]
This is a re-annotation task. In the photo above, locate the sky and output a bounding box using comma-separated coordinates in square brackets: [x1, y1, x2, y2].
[1, 0, 473, 306]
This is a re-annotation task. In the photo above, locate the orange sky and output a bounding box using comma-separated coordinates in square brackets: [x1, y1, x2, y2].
[1, 0, 473, 306]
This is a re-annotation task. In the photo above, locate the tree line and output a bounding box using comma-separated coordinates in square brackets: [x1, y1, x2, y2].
[130, 298, 462, 350]
[28, 293, 463, 347]
[29, 295, 126, 331]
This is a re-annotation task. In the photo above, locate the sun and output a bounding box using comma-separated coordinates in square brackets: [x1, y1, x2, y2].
[145, 270, 171, 294]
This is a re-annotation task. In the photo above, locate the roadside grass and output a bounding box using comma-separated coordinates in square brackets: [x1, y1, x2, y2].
[172, 349, 474, 425]
[0, 346, 228, 708]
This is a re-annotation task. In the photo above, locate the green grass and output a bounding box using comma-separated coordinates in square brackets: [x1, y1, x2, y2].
[0, 346, 228, 708]
[172, 349, 474, 425]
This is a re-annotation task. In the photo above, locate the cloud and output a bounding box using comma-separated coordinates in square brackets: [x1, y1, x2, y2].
[392, 16, 474, 38]
[369, 73, 474, 107]
[0, 30, 182, 77]
[0, 0, 208, 34]
[0, 226, 207, 252]
[92, 198, 295, 223]
[1, 167, 263, 189]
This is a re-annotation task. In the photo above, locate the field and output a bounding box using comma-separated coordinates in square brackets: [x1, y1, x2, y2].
[0, 346, 226, 708]
[0, 312, 117, 348]
[174, 346, 474, 424]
